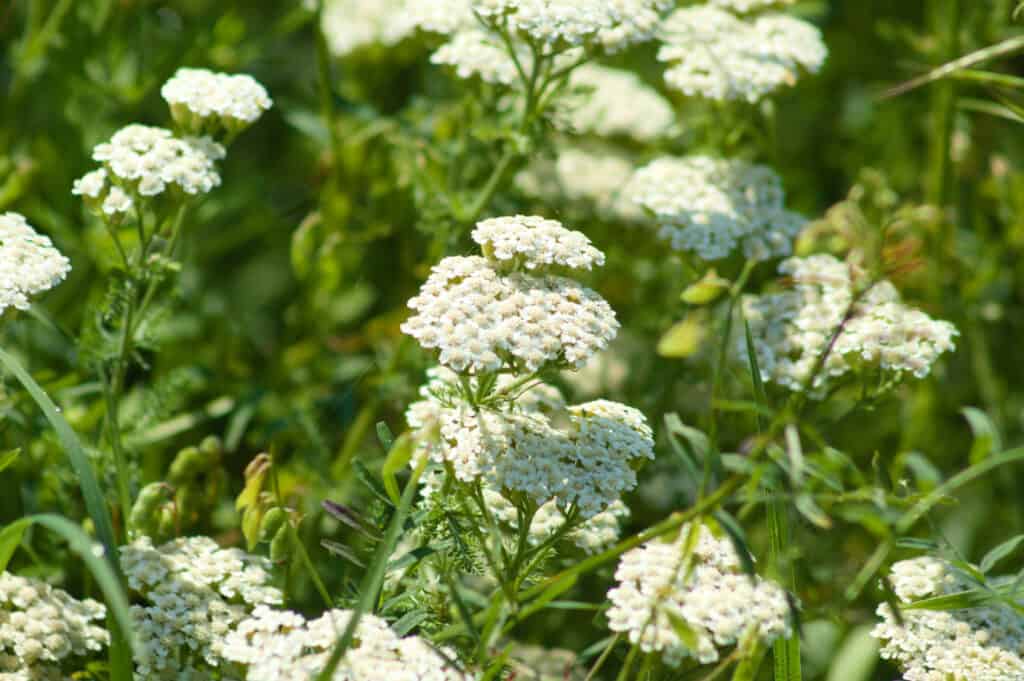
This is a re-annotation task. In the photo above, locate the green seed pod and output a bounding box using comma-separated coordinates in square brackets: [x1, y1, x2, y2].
[259, 507, 288, 544]
[130, 483, 170, 532]
[199, 435, 222, 459]
[269, 523, 291, 562]
[176, 485, 199, 524]
[156, 506, 177, 540]
[168, 446, 204, 486]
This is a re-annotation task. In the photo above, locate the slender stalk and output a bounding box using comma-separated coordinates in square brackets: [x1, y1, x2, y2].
[708, 259, 758, 449]
[584, 634, 622, 681]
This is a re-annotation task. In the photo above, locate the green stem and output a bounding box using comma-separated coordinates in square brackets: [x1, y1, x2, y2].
[708, 259, 757, 449]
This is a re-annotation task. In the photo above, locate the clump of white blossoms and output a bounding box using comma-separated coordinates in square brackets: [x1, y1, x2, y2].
[71, 168, 134, 217]
[0, 212, 71, 316]
[0, 572, 109, 679]
[431, 29, 524, 85]
[161, 68, 272, 135]
[872, 557, 1024, 681]
[708, 0, 795, 12]
[657, 6, 826, 103]
[321, 0, 418, 57]
[558, 64, 675, 142]
[401, 216, 618, 374]
[516, 148, 646, 223]
[120, 535, 283, 679]
[221, 605, 473, 681]
[606, 523, 791, 667]
[742, 255, 959, 394]
[625, 156, 807, 260]
[84, 124, 225, 198]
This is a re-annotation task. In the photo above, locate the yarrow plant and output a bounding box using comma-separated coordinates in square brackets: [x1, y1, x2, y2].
[0, 212, 71, 316]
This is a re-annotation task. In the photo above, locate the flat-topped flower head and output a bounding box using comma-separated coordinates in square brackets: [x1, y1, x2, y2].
[321, 0, 419, 57]
[222, 606, 473, 681]
[742, 255, 959, 395]
[0, 212, 72, 315]
[473, 215, 605, 271]
[92, 124, 225, 197]
[872, 557, 1024, 681]
[431, 29, 523, 84]
[658, 7, 826, 103]
[0, 572, 109, 676]
[408, 0, 477, 34]
[606, 523, 791, 666]
[625, 156, 806, 260]
[120, 536, 282, 679]
[475, 0, 673, 52]
[559, 64, 676, 142]
[161, 68, 272, 134]
[402, 255, 618, 375]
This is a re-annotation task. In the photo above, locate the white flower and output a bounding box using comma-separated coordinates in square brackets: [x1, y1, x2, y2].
[0, 212, 71, 315]
[472, 215, 605, 271]
[742, 255, 959, 394]
[408, 0, 477, 34]
[431, 29, 522, 84]
[161, 68, 272, 133]
[0, 572, 109, 677]
[91, 124, 225, 197]
[401, 254, 618, 375]
[120, 536, 282, 678]
[872, 557, 1024, 681]
[516, 148, 646, 223]
[72, 168, 136, 218]
[625, 156, 806, 260]
[606, 524, 791, 667]
[658, 7, 826, 103]
[222, 606, 473, 681]
[558, 64, 676, 142]
[708, 0, 795, 12]
[321, 0, 419, 57]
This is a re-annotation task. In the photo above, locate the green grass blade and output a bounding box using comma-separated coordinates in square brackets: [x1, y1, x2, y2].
[768, 501, 802, 681]
[316, 455, 427, 680]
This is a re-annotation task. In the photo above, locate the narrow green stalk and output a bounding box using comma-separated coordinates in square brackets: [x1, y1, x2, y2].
[708, 259, 758, 449]
[614, 643, 641, 681]
[768, 500, 802, 681]
[584, 634, 622, 681]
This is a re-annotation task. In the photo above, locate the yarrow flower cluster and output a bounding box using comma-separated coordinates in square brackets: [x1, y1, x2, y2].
[0, 572, 109, 680]
[320, 0, 418, 57]
[161, 68, 272, 135]
[0, 213, 71, 316]
[606, 523, 791, 666]
[221, 605, 473, 681]
[120, 536, 283, 679]
[558, 64, 675, 142]
[84, 124, 225, 198]
[872, 557, 1024, 681]
[402, 216, 618, 374]
[407, 373, 654, 518]
[657, 6, 827, 103]
[742, 255, 959, 394]
[708, 0, 795, 12]
[625, 156, 806, 260]
[430, 29, 525, 85]
[516, 148, 646, 223]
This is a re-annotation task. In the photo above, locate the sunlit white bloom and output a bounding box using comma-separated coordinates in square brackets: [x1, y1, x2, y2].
[560, 64, 675, 142]
[92, 125, 224, 197]
[708, 0, 795, 12]
[408, 0, 477, 34]
[120, 536, 282, 679]
[73, 168, 136, 218]
[872, 557, 1024, 681]
[321, 0, 419, 56]
[0, 572, 109, 678]
[222, 606, 473, 681]
[472, 215, 605, 271]
[606, 523, 791, 666]
[742, 255, 959, 395]
[516, 148, 646, 223]
[0, 212, 71, 315]
[402, 254, 618, 375]
[658, 7, 826, 102]
[625, 156, 806, 260]
[161, 68, 272, 133]
[431, 29, 522, 84]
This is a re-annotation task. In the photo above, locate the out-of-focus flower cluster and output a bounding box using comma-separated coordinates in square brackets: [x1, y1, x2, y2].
[606, 523, 791, 666]
[221, 605, 474, 681]
[872, 557, 1024, 681]
[401, 216, 618, 375]
[0, 213, 71, 316]
[625, 156, 806, 261]
[120, 536, 283, 680]
[558, 64, 675, 142]
[657, 5, 826, 102]
[0, 572, 109, 681]
[320, 0, 418, 57]
[742, 255, 959, 395]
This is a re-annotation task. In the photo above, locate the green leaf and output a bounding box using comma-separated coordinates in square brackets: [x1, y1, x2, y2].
[381, 433, 414, 505]
[981, 534, 1024, 574]
[825, 625, 878, 681]
[963, 407, 1002, 464]
[743, 316, 768, 433]
[712, 511, 756, 578]
[0, 448, 19, 473]
[0, 519, 31, 572]
[376, 421, 395, 451]
[666, 611, 701, 652]
[236, 466, 267, 512]
[657, 315, 706, 358]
